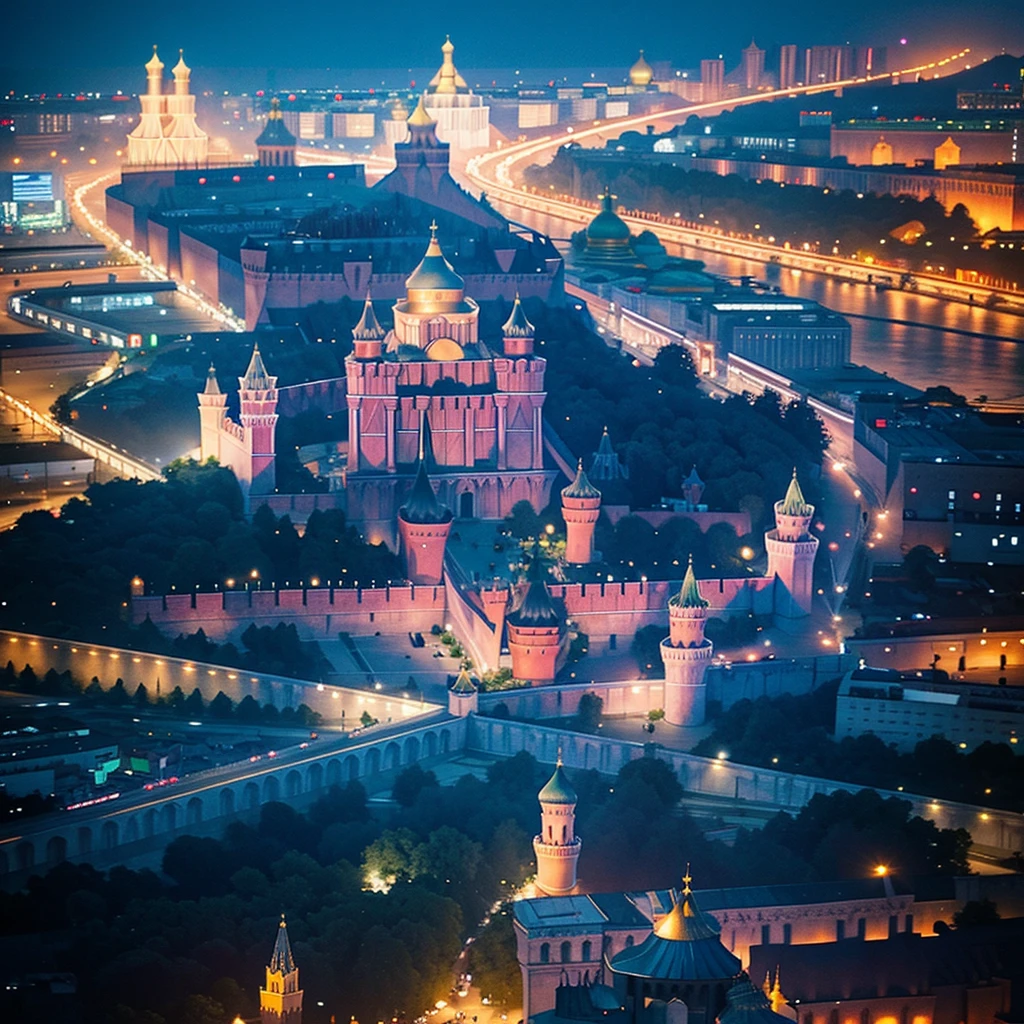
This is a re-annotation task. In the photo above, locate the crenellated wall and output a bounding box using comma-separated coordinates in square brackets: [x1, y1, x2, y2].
[130, 585, 446, 642]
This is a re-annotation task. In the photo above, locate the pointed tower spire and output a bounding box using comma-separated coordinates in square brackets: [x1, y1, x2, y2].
[351, 290, 386, 359]
[675, 555, 709, 609]
[203, 363, 221, 396]
[240, 343, 275, 391]
[779, 468, 810, 517]
[261, 913, 303, 1024]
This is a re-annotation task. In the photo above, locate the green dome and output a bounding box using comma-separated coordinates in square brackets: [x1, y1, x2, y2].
[587, 193, 631, 244]
[539, 761, 577, 805]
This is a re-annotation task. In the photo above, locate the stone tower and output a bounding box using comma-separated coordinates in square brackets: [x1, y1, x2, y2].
[660, 556, 714, 726]
[765, 470, 819, 620]
[197, 363, 227, 464]
[533, 756, 581, 896]
[351, 290, 387, 361]
[238, 344, 279, 497]
[561, 459, 601, 565]
[260, 915, 303, 1024]
[507, 556, 564, 685]
[502, 293, 535, 357]
[397, 430, 453, 586]
[448, 666, 479, 716]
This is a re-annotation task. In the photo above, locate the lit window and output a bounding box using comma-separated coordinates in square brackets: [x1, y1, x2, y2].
[948, 490, 956, 500]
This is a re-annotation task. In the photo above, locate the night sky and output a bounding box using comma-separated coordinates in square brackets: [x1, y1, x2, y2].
[2, 0, 1022, 86]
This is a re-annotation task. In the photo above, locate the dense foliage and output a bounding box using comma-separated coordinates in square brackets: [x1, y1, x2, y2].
[0, 752, 972, 1024]
[692, 682, 1024, 811]
[0, 460, 400, 647]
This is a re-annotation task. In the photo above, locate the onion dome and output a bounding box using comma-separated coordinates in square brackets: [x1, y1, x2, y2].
[671, 556, 708, 609]
[269, 914, 296, 974]
[172, 49, 191, 79]
[538, 755, 577, 805]
[506, 555, 560, 628]
[404, 222, 469, 315]
[257, 97, 297, 147]
[779, 469, 811, 517]
[203, 364, 221, 395]
[145, 45, 164, 74]
[718, 976, 794, 1024]
[408, 93, 436, 128]
[400, 459, 452, 525]
[240, 343, 274, 391]
[352, 292, 386, 341]
[450, 667, 478, 694]
[629, 50, 655, 87]
[587, 191, 631, 246]
[610, 876, 741, 981]
[501, 293, 535, 338]
[562, 458, 601, 501]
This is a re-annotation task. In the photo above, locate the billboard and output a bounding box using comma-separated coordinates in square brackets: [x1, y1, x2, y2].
[12, 172, 54, 202]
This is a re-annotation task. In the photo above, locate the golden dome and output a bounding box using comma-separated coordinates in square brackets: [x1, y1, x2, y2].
[629, 50, 654, 87]
[145, 45, 164, 73]
[173, 49, 191, 78]
[407, 93, 435, 128]
[430, 35, 468, 94]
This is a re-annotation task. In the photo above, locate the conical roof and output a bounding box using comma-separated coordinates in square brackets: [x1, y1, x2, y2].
[682, 465, 703, 488]
[450, 667, 477, 694]
[352, 293, 386, 341]
[779, 469, 810, 517]
[145, 45, 164, 73]
[203, 364, 221, 395]
[400, 459, 452, 525]
[506, 554, 560, 628]
[408, 93, 435, 128]
[610, 878, 741, 981]
[269, 914, 296, 974]
[240, 343, 274, 390]
[562, 458, 601, 501]
[672, 556, 708, 609]
[501, 293, 535, 338]
[406, 223, 465, 293]
[257, 97, 297, 147]
[538, 756, 577, 805]
[172, 50, 191, 78]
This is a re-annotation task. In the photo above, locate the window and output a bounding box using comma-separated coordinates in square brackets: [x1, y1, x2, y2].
[582, 940, 592, 961]
[857, 918, 867, 939]
[783, 923, 792, 944]
[560, 941, 571, 963]
[540, 943, 550, 964]
[761, 924, 771, 945]
[836, 920, 846, 940]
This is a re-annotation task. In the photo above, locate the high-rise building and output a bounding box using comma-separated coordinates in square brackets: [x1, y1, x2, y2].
[127, 47, 208, 168]
[779, 44, 799, 90]
[742, 40, 766, 92]
[260, 916, 302, 1024]
[533, 757, 581, 896]
[700, 58, 725, 102]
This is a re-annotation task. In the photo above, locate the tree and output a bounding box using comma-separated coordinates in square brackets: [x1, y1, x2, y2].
[953, 899, 1000, 928]
[616, 756, 683, 808]
[632, 625, 665, 677]
[362, 828, 422, 888]
[208, 691, 234, 719]
[574, 693, 604, 734]
[469, 911, 521, 1007]
[182, 687, 204, 718]
[392, 765, 440, 808]
[505, 500, 544, 541]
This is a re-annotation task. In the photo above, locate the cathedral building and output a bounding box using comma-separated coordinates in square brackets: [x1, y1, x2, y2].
[343, 224, 558, 546]
[126, 47, 209, 168]
[422, 36, 490, 152]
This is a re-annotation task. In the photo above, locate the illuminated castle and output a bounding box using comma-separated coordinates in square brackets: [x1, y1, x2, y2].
[344, 225, 558, 545]
[126, 47, 209, 168]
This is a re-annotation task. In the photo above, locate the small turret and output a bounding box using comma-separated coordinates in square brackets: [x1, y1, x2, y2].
[507, 554, 564, 684]
[197, 363, 227, 465]
[660, 556, 713, 725]
[351, 291, 386, 360]
[172, 50, 191, 95]
[448, 667, 479, 716]
[145, 45, 164, 96]
[501, 293, 535, 357]
[256, 96, 297, 167]
[561, 459, 601, 565]
[766, 469, 818, 621]
[534, 753, 581, 895]
[397, 424, 453, 585]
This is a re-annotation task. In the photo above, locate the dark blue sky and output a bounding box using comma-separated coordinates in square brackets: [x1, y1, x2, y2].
[2, 0, 1021, 82]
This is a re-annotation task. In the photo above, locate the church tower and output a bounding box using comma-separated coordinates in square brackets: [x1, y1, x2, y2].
[561, 459, 601, 565]
[507, 556, 564, 685]
[533, 756, 581, 896]
[765, 470, 818, 620]
[260, 915, 303, 1024]
[660, 556, 714, 726]
[238, 344, 279, 496]
[197, 363, 227, 463]
[397, 427, 453, 585]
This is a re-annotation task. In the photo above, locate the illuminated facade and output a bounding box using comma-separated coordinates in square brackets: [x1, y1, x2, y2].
[126, 47, 209, 168]
[260, 915, 303, 1024]
[533, 757, 581, 896]
[660, 558, 714, 726]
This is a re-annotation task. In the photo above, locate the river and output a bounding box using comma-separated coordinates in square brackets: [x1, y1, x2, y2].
[499, 203, 1024, 402]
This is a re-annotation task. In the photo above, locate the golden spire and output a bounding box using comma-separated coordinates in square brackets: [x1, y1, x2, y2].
[682, 863, 692, 895]
[173, 49, 191, 77]
[146, 45, 164, 73]
[408, 93, 434, 128]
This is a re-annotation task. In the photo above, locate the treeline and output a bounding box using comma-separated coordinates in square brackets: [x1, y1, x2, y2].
[692, 682, 1024, 812]
[0, 460, 400, 647]
[0, 751, 972, 1024]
